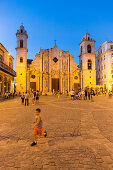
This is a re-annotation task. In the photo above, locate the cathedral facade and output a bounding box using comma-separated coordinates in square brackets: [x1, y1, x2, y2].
[16, 25, 80, 94]
[16, 25, 106, 94]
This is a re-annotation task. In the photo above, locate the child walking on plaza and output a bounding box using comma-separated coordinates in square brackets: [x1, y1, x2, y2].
[31, 108, 47, 146]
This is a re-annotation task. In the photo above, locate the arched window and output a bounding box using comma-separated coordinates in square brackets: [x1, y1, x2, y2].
[87, 45, 91, 53]
[88, 60, 92, 70]
[21, 29, 23, 33]
[20, 40, 23, 48]
[81, 46, 82, 54]
[20, 57, 23, 63]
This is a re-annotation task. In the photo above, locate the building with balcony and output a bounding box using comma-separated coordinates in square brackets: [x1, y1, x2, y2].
[96, 41, 113, 91]
[0, 43, 16, 95]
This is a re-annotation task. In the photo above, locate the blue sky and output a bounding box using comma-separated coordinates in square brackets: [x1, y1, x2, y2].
[0, 0, 113, 71]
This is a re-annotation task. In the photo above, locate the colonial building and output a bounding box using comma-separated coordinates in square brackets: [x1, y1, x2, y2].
[79, 33, 96, 90]
[0, 43, 16, 95]
[16, 25, 80, 94]
[96, 41, 113, 91]
[16, 25, 28, 93]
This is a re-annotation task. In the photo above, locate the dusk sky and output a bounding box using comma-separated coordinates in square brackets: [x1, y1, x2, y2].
[1, 0, 113, 71]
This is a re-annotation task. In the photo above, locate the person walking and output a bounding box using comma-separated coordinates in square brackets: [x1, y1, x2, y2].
[36, 90, 40, 104]
[70, 89, 74, 100]
[31, 108, 47, 146]
[31, 92, 35, 105]
[65, 90, 68, 97]
[105, 90, 107, 96]
[21, 92, 25, 104]
[84, 89, 87, 100]
[25, 92, 29, 106]
[57, 90, 60, 99]
[81, 90, 85, 100]
[88, 90, 91, 100]
[91, 90, 95, 102]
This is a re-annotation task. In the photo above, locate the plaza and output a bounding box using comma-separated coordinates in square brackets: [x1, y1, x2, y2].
[1, 96, 113, 169]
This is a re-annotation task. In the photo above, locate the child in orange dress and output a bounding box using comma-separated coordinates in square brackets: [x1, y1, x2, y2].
[31, 108, 47, 146]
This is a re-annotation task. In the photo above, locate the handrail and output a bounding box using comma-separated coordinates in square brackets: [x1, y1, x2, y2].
[0, 61, 16, 76]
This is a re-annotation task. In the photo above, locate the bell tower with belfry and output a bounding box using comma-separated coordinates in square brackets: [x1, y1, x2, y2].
[79, 33, 96, 90]
[16, 25, 28, 93]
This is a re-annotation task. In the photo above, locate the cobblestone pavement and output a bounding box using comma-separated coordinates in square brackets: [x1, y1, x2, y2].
[1, 95, 113, 169]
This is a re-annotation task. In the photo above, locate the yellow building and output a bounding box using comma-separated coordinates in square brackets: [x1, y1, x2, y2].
[79, 33, 96, 90]
[16, 25, 80, 94]
[96, 41, 113, 91]
[16, 25, 28, 93]
[27, 45, 80, 95]
[0, 43, 16, 95]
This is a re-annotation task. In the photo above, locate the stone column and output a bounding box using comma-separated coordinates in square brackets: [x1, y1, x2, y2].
[81, 71, 83, 90]
[60, 75, 63, 92]
[11, 79, 14, 93]
[6, 79, 8, 92]
[2, 76, 4, 95]
[49, 75, 52, 93]
[37, 76, 39, 91]
[62, 75, 65, 94]
[27, 69, 30, 93]
[40, 74, 42, 93]
[48, 55, 52, 94]
[68, 56, 70, 92]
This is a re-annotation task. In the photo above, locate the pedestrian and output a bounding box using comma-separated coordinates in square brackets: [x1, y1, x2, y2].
[21, 92, 25, 104]
[81, 90, 85, 100]
[31, 92, 35, 105]
[6, 92, 8, 99]
[36, 90, 40, 104]
[70, 89, 74, 100]
[4, 92, 7, 99]
[65, 90, 67, 97]
[57, 90, 60, 99]
[31, 108, 47, 146]
[13, 92, 15, 98]
[84, 89, 87, 100]
[91, 90, 95, 102]
[105, 91, 106, 96]
[25, 91, 29, 106]
[88, 90, 91, 100]
[108, 90, 111, 98]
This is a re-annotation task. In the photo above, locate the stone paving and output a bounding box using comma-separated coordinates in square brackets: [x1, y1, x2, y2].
[1, 95, 113, 169]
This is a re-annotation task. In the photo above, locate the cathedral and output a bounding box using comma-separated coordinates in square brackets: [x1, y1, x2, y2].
[16, 25, 108, 94]
[16, 25, 80, 94]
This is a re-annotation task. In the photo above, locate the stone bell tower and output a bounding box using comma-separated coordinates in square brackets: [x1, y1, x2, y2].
[16, 25, 28, 93]
[79, 33, 96, 89]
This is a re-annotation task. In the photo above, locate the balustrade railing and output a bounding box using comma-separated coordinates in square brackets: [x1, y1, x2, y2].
[0, 61, 16, 76]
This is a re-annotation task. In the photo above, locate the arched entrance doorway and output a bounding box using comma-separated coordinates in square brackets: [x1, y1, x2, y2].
[52, 78, 59, 92]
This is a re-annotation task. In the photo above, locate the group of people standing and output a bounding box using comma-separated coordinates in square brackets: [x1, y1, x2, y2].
[4, 92, 16, 99]
[21, 90, 40, 106]
[70, 89, 95, 101]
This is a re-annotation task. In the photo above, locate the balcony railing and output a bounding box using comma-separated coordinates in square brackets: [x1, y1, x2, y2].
[0, 61, 16, 77]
